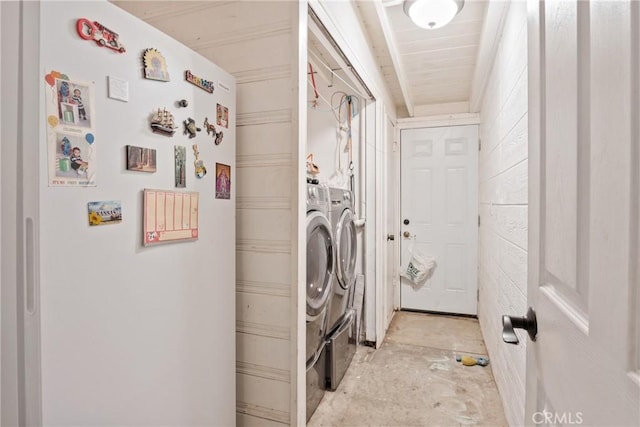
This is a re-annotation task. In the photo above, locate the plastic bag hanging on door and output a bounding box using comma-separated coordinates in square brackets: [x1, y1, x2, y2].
[400, 245, 436, 286]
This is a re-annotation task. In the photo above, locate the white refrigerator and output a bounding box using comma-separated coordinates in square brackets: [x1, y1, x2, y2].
[4, 1, 236, 424]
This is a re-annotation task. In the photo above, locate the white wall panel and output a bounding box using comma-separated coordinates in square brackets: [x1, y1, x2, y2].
[481, 160, 528, 206]
[236, 374, 290, 424]
[477, 1, 528, 426]
[238, 78, 294, 115]
[237, 123, 293, 156]
[236, 293, 291, 329]
[236, 333, 291, 373]
[480, 113, 528, 183]
[482, 204, 528, 251]
[238, 208, 292, 242]
[237, 251, 291, 285]
[237, 166, 294, 200]
[237, 412, 287, 427]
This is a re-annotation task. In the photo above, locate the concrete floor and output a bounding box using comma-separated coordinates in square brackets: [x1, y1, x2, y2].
[308, 311, 508, 427]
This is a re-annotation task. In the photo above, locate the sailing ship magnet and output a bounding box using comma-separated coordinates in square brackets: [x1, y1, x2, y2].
[150, 108, 178, 136]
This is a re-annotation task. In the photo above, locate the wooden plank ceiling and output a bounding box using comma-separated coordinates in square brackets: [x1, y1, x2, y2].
[114, 0, 487, 119]
[356, 0, 487, 117]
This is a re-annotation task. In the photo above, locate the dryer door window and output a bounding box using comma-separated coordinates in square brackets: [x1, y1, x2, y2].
[336, 209, 357, 290]
[306, 211, 333, 317]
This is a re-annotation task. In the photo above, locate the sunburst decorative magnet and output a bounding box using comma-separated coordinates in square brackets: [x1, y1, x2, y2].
[143, 48, 170, 82]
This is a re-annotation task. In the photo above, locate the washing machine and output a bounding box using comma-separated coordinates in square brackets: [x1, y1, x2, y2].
[325, 187, 358, 391]
[305, 183, 334, 420]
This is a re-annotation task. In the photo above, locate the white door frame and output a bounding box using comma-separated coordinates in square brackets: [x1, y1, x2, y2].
[375, 106, 398, 344]
[394, 114, 481, 310]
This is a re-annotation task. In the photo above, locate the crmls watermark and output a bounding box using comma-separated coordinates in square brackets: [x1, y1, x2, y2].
[532, 411, 584, 425]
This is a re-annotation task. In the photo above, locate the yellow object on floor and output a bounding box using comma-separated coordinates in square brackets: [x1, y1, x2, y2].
[457, 355, 490, 366]
[461, 356, 477, 366]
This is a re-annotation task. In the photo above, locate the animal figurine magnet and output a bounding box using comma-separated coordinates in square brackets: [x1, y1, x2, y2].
[183, 117, 201, 139]
[214, 131, 223, 145]
[204, 117, 216, 137]
[204, 118, 223, 145]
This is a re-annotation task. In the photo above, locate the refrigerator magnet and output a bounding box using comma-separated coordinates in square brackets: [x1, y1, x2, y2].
[192, 144, 207, 179]
[175, 146, 186, 188]
[143, 48, 170, 81]
[44, 70, 97, 187]
[88, 200, 122, 226]
[185, 70, 214, 93]
[204, 117, 216, 137]
[215, 163, 231, 200]
[204, 117, 224, 145]
[150, 108, 178, 136]
[216, 103, 229, 128]
[76, 19, 126, 53]
[126, 145, 157, 173]
[183, 117, 201, 139]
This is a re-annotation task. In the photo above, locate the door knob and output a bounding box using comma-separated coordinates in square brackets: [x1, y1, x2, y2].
[403, 231, 411, 238]
[502, 307, 537, 345]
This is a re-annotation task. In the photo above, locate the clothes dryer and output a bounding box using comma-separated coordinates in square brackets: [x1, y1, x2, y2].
[325, 187, 358, 391]
[326, 187, 357, 333]
[305, 183, 334, 420]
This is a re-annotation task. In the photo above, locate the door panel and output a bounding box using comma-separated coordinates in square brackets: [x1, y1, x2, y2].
[383, 115, 396, 332]
[400, 125, 478, 315]
[526, 1, 640, 424]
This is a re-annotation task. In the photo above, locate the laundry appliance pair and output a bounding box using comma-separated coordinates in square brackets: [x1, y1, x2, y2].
[305, 183, 358, 421]
[324, 187, 358, 391]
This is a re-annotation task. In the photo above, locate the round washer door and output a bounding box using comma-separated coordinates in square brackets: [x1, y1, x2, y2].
[306, 211, 334, 318]
[335, 208, 357, 292]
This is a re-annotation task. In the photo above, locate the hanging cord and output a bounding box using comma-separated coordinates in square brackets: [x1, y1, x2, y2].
[307, 79, 339, 112]
[308, 62, 319, 107]
[347, 96, 353, 164]
[308, 49, 369, 99]
[332, 91, 348, 123]
[347, 96, 355, 194]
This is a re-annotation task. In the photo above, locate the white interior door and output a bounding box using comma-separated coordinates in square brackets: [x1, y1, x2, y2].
[525, 0, 640, 425]
[400, 125, 478, 315]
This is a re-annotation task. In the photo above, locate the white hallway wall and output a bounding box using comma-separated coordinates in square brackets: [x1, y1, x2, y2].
[477, 1, 528, 426]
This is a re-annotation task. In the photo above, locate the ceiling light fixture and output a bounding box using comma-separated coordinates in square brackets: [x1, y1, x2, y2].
[403, 0, 465, 30]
